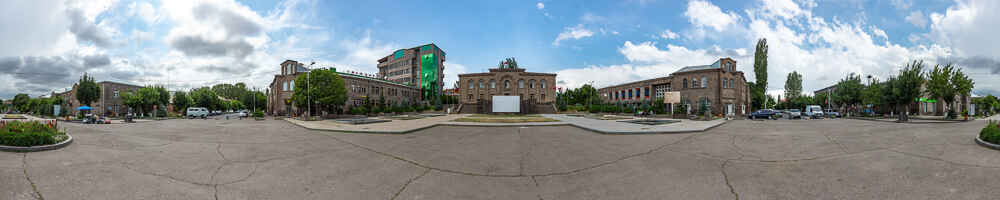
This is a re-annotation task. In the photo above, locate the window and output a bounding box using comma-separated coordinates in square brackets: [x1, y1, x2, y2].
[701, 76, 707, 88]
[468, 94, 473, 100]
[490, 80, 496, 88]
[290, 80, 295, 91]
[729, 79, 734, 88]
[114, 90, 119, 98]
[468, 81, 474, 89]
[518, 80, 524, 88]
[529, 80, 535, 88]
[283, 82, 288, 91]
[683, 79, 688, 89]
[722, 78, 728, 88]
[504, 80, 510, 88]
[541, 80, 547, 89]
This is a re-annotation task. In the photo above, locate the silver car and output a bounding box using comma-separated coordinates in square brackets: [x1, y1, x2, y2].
[786, 109, 802, 119]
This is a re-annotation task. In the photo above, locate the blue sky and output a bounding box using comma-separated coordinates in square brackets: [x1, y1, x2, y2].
[2, 0, 999, 99]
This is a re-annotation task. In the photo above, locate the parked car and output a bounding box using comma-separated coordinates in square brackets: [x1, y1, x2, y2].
[238, 110, 248, 118]
[187, 107, 209, 118]
[824, 109, 840, 118]
[750, 109, 779, 120]
[804, 105, 824, 119]
[786, 109, 802, 119]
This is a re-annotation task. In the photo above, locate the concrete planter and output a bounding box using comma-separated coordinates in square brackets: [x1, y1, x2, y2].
[975, 137, 1000, 151]
[0, 134, 74, 152]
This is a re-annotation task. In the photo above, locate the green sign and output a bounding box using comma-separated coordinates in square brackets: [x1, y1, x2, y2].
[420, 45, 434, 51]
[420, 54, 438, 101]
[916, 97, 937, 103]
[393, 50, 405, 59]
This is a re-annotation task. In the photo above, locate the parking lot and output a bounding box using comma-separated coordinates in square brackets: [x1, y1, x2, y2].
[3, 117, 999, 199]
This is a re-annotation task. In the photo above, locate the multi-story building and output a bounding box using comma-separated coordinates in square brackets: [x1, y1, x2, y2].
[267, 60, 420, 116]
[597, 58, 751, 116]
[457, 58, 557, 104]
[377, 44, 446, 101]
[54, 81, 143, 117]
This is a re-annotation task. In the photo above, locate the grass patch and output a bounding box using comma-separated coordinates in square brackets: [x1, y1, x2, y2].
[2, 115, 27, 119]
[0, 121, 67, 147]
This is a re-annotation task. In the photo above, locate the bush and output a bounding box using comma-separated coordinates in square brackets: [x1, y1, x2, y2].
[252, 111, 264, 118]
[0, 121, 63, 147]
[980, 120, 1000, 144]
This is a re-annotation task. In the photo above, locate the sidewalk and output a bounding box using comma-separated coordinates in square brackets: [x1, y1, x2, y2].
[286, 114, 468, 134]
[285, 113, 727, 134]
[542, 114, 727, 134]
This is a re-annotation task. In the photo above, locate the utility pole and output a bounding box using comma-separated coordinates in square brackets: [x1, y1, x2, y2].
[307, 61, 313, 118]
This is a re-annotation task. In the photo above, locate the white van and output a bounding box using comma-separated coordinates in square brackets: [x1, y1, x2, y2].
[804, 105, 824, 119]
[187, 107, 209, 118]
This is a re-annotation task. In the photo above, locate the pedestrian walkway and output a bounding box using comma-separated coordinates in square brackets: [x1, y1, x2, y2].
[285, 114, 727, 134]
[541, 114, 727, 134]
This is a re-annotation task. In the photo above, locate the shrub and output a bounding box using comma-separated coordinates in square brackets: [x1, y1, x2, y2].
[252, 111, 264, 118]
[0, 121, 63, 147]
[980, 120, 1000, 144]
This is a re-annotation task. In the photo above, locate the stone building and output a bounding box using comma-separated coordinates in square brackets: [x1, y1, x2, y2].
[267, 60, 420, 116]
[54, 81, 143, 117]
[457, 58, 557, 105]
[597, 58, 751, 116]
[377, 44, 446, 101]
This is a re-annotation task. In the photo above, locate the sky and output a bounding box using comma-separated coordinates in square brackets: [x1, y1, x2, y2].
[2, 0, 999, 100]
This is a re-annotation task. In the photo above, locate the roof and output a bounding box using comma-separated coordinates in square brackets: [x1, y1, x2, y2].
[672, 64, 715, 74]
[335, 71, 414, 88]
[98, 81, 143, 88]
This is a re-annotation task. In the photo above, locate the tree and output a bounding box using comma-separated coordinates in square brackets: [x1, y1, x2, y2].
[191, 87, 220, 111]
[951, 68, 974, 116]
[784, 71, 803, 99]
[926, 64, 955, 116]
[892, 60, 926, 122]
[12, 93, 30, 112]
[815, 92, 830, 108]
[292, 69, 348, 115]
[121, 91, 142, 115]
[834, 73, 864, 115]
[173, 91, 192, 115]
[76, 73, 101, 106]
[753, 38, 769, 110]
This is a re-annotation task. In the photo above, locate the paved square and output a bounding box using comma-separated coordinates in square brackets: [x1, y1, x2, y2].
[3, 118, 1000, 199]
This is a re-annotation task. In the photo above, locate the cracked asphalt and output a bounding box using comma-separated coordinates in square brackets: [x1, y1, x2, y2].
[3, 118, 1000, 199]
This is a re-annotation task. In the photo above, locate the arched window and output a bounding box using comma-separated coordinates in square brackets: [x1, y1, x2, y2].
[701, 76, 707, 88]
[722, 78, 728, 88]
[683, 79, 688, 89]
[490, 80, 496, 88]
[479, 80, 485, 88]
[504, 80, 511, 88]
[518, 79, 524, 88]
[469, 80, 474, 89]
[541, 80, 547, 89]
[290, 80, 295, 91]
[529, 80, 536, 88]
[729, 78, 734, 88]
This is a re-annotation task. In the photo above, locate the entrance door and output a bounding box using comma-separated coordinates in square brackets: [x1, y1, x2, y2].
[727, 104, 734, 116]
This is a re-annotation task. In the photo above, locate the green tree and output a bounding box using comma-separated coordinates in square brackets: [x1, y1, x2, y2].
[75, 73, 101, 106]
[121, 91, 142, 115]
[892, 60, 927, 122]
[173, 91, 192, 115]
[13, 93, 30, 112]
[815, 92, 830, 108]
[861, 78, 884, 113]
[136, 87, 160, 116]
[784, 71, 802, 99]
[951, 67, 974, 116]
[292, 69, 348, 115]
[753, 38, 769, 110]
[191, 87, 220, 111]
[926, 64, 955, 116]
[834, 73, 864, 115]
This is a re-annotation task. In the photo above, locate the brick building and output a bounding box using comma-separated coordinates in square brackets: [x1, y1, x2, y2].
[597, 58, 751, 116]
[377, 44, 446, 101]
[54, 81, 143, 117]
[267, 60, 420, 116]
[457, 58, 557, 105]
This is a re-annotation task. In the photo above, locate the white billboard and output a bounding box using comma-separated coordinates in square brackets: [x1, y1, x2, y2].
[492, 96, 520, 113]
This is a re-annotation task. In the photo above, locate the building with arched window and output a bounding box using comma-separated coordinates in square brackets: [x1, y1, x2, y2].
[457, 58, 557, 107]
[596, 58, 751, 116]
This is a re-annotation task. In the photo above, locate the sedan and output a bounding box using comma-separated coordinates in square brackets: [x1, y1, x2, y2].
[786, 109, 802, 119]
[750, 109, 779, 120]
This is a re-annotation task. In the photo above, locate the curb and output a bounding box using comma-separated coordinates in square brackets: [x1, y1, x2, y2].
[975, 137, 1000, 151]
[285, 118, 726, 135]
[0, 134, 74, 152]
[846, 117, 969, 124]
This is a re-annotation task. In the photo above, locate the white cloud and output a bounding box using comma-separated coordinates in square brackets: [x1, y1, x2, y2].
[870, 26, 887, 39]
[890, 0, 912, 10]
[659, 29, 679, 39]
[905, 10, 927, 28]
[684, 0, 740, 31]
[553, 24, 594, 46]
[129, 1, 158, 25]
[443, 63, 468, 89]
[580, 13, 606, 23]
[536, 2, 544, 10]
[759, 0, 809, 20]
